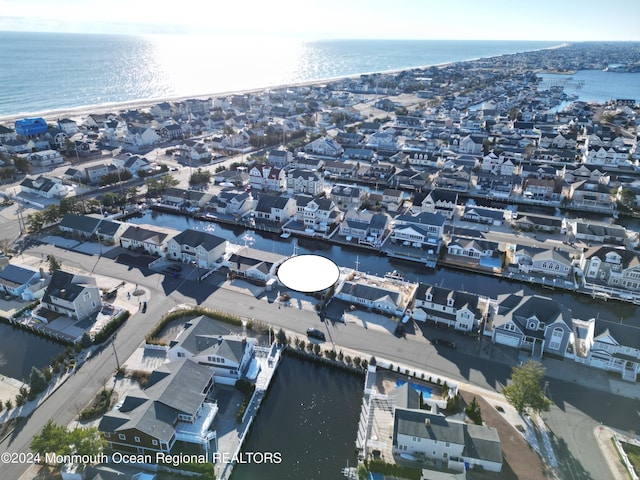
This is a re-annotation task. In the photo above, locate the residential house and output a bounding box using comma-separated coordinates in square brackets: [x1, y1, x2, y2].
[166, 315, 255, 383]
[571, 318, 640, 382]
[411, 189, 458, 219]
[213, 169, 249, 187]
[432, 166, 471, 192]
[84, 163, 112, 185]
[40, 270, 101, 321]
[27, 150, 64, 168]
[249, 164, 286, 192]
[511, 246, 573, 279]
[167, 229, 226, 268]
[324, 160, 357, 178]
[286, 168, 324, 196]
[161, 188, 213, 210]
[57, 118, 79, 135]
[381, 189, 404, 212]
[413, 283, 492, 332]
[294, 196, 343, 233]
[489, 291, 574, 357]
[95, 218, 127, 244]
[266, 148, 293, 168]
[20, 176, 69, 198]
[447, 236, 500, 260]
[569, 220, 626, 245]
[581, 246, 640, 293]
[390, 211, 445, 249]
[99, 360, 217, 456]
[330, 184, 365, 206]
[213, 191, 254, 216]
[335, 275, 415, 317]
[339, 209, 390, 245]
[119, 225, 170, 255]
[113, 154, 153, 175]
[462, 205, 505, 225]
[393, 409, 502, 473]
[567, 180, 615, 211]
[59, 214, 102, 238]
[512, 213, 564, 233]
[303, 136, 343, 157]
[253, 194, 296, 223]
[0, 264, 47, 300]
[121, 125, 161, 148]
[225, 247, 286, 284]
[521, 177, 562, 201]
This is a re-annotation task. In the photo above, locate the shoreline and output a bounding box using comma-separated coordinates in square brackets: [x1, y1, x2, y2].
[0, 41, 570, 124]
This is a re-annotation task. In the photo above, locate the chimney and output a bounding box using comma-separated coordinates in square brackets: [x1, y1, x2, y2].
[39, 267, 45, 279]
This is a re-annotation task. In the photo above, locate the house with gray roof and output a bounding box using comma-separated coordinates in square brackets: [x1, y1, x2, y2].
[166, 229, 226, 268]
[393, 409, 502, 473]
[413, 284, 493, 332]
[569, 220, 626, 245]
[39, 270, 101, 321]
[334, 274, 417, 317]
[166, 315, 255, 383]
[224, 246, 286, 284]
[253, 194, 296, 223]
[462, 205, 505, 226]
[339, 209, 390, 245]
[488, 291, 574, 358]
[120, 225, 170, 255]
[391, 212, 445, 250]
[59, 214, 102, 238]
[20, 176, 69, 199]
[0, 264, 47, 300]
[99, 359, 217, 457]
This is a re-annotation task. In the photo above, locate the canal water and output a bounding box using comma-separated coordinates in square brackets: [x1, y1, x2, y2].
[0, 323, 67, 381]
[231, 354, 363, 480]
[126, 211, 638, 324]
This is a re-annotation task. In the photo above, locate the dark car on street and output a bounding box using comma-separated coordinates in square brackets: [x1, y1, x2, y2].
[433, 338, 456, 349]
[306, 328, 326, 341]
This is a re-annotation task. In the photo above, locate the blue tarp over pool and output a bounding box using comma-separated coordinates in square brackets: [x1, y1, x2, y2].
[396, 380, 432, 398]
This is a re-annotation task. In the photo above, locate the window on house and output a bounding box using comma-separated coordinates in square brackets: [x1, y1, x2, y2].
[134, 436, 141, 443]
[152, 440, 158, 446]
[118, 434, 126, 440]
[177, 352, 185, 358]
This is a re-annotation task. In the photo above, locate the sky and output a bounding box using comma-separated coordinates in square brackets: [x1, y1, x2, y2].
[1, 0, 639, 41]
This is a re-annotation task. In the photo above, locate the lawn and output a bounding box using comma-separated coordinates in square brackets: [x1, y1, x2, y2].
[621, 442, 640, 475]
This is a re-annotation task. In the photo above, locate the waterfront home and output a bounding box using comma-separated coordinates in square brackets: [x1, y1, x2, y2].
[40, 270, 101, 321]
[166, 316, 255, 384]
[161, 187, 213, 209]
[20, 176, 69, 199]
[488, 291, 573, 357]
[446, 236, 501, 261]
[580, 246, 640, 293]
[324, 160, 357, 178]
[566, 180, 615, 211]
[339, 209, 390, 244]
[56, 118, 79, 135]
[292, 195, 343, 233]
[432, 166, 472, 192]
[330, 184, 365, 206]
[95, 218, 127, 244]
[334, 273, 417, 317]
[391, 211, 444, 248]
[481, 151, 516, 175]
[569, 220, 626, 245]
[411, 189, 458, 219]
[571, 318, 640, 382]
[99, 359, 217, 457]
[521, 177, 563, 201]
[510, 245, 573, 279]
[248, 164, 286, 192]
[212, 190, 254, 216]
[293, 156, 324, 170]
[119, 225, 171, 255]
[213, 169, 249, 187]
[381, 189, 404, 212]
[461, 205, 505, 226]
[84, 163, 113, 185]
[156, 123, 184, 141]
[224, 247, 285, 284]
[512, 213, 564, 233]
[26, 149, 64, 168]
[15, 117, 48, 137]
[0, 264, 47, 300]
[392, 409, 502, 473]
[286, 168, 324, 196]
[253, 194, 296, 223]
[166, 229, 226, 269]
[413, 283, 492, 332]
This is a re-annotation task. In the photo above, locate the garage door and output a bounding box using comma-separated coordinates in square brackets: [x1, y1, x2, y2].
[494, 331, 521, 348]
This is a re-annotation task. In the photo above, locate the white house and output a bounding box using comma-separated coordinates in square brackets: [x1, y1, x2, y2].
[166, 229, 227, 269]
[20, 176, 69, 198]
[249, 164, 286, 192]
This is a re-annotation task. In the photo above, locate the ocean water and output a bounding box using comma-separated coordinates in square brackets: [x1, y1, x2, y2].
[0, 32, 562, 118]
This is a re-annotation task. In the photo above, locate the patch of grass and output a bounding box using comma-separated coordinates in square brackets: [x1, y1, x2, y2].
[621, 441, 640, 474]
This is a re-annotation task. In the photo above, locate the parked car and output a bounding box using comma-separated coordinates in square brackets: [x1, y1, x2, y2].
[433, 338, 456, 349]
[306, 328, 326, 341]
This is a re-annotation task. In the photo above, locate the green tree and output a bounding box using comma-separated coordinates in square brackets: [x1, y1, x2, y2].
[26, 212, 45, 234]
[276, 328, 287, 346]
[189, 167, 211, 185]
[48, 254, 61, 273]
[42, 204, 61, 225]
[70, 427, 105, 457]
[13, 155, 31, 174]
[31, 420, 72, 457]
[502, 360, 551, 415]
[465, 396, 483, 425]
[29, 366, 48, 396]
[59, 197, 80, 216]
[619, 188, 636, 208]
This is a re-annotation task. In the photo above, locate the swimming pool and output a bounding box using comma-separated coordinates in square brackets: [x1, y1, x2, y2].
[395, 380, 432, 398]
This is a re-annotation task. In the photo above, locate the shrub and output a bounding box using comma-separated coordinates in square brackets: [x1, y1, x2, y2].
[465, 396, 483, 425]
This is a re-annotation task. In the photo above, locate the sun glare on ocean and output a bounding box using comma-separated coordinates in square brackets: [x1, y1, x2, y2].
[144, 34, 310, 97]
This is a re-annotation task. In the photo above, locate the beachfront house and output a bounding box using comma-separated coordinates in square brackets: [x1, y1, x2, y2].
[27, 149, 64, 167]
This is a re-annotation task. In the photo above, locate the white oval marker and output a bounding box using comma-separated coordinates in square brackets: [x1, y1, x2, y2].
[277, 254, 340, 293]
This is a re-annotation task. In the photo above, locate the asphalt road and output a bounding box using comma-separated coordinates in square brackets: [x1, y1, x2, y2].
[2, 243, 638, 479]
